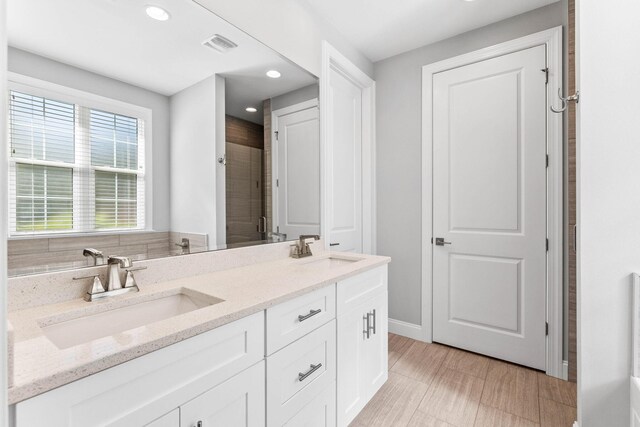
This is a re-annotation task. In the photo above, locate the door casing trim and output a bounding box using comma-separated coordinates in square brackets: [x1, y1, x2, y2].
[420, 26, 564, 378]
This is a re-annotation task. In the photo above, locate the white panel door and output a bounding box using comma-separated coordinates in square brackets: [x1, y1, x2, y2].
[180, 361, 265, 427]
[326, 68, 363, 253]
[274, 105, 320, 238]
[432, 45, 547, 370]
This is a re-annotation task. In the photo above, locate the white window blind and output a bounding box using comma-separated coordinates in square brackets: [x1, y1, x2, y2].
[8, 89, 146, 235]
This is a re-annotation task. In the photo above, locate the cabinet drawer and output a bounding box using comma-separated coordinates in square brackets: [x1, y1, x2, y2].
[267, 320, 336, 426]
[266, 284, 336, 355]
[283, 382, 336, 427]
[337, 265, 387, 316]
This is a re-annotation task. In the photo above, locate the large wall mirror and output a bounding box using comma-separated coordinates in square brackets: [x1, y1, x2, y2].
[6, 0, 320, 277]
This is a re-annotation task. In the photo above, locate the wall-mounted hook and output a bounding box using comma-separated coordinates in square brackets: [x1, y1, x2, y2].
[217, 154, 226, 165]
[550, 88, 580, 113]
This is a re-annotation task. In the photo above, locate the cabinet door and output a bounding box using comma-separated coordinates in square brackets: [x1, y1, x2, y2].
[361, 291, 388, 399]
[180, 361, 265, 427]
[146, 409, 179, 427]
[337, 299, 370, 426]
[337, 292, 388, 427]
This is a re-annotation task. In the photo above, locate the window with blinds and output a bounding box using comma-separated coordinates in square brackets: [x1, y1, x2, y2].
[8, 89, 146, 235]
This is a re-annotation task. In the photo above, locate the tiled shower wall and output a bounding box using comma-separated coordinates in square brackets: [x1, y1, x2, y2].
[8, 231, 207, 276]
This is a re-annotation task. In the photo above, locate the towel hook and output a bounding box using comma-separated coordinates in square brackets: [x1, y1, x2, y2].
[550, 88, 580, 113]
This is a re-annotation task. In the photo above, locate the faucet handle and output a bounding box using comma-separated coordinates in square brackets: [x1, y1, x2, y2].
[107, 256, 133, 268]
[73, 274, 106, 299]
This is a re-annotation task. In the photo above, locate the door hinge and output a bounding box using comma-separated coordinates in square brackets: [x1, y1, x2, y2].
[545, 322, 549, 336]
[546, 154, 549, 168]
[541, 67, 549, 84]
[276, 179, 279, 187]
[546, 238, 549, 251]
[274, 130, 279, 141]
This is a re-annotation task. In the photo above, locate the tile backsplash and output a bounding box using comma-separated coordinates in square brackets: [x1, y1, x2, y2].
[8, 231, 208, 276]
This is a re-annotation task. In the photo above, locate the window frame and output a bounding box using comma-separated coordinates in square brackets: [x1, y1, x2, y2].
[7, 73, 153, 237]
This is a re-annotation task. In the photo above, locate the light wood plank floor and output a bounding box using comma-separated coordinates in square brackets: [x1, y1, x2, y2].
[351, 334, 577, 427]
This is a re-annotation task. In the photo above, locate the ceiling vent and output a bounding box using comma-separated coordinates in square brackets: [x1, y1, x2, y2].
[202, 34, 238, 53]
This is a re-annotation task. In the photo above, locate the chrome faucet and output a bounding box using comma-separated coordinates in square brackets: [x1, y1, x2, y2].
[106, 256, 133, 291]
[83, 248, 104, 266]
[175, 238, 190, 255]
[73, 255, 144, 302]
[291, 235, 320, 258]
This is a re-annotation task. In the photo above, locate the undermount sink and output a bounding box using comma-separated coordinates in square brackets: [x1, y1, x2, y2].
[298, 255, 363, 269]
[41, 291, 222, 349]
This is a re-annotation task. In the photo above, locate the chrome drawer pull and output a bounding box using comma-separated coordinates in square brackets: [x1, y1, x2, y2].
[298, 363, 322, 381]
[298, 308, 321, 322]
[363, 314, 370, 339]
[368, 309, 377, 335]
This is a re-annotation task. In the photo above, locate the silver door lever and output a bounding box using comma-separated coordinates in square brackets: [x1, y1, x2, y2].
[435, 238, 451, 246]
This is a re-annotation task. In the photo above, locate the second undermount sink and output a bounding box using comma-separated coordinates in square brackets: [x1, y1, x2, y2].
[298, 255, 363, 269]
[41, 290, 222, 349]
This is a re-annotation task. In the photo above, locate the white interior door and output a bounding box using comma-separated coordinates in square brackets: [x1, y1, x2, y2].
[326, 67, 363, 253]
[432, 45, 547, 370]
[273, 102, 320, 239]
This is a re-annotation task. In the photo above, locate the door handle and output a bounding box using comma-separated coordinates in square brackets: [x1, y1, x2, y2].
[435, 237, 451, 246]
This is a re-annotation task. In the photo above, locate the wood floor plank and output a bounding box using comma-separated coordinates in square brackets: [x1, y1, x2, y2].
[389, 333, 415, 369]
[537, 373, 577, 407]
[480, 360, 540, 423]
[408, 410, 456, 427]
[417, 367, 484, 426]
[443, 347, 491, 379]
[351, 372, 430, 427]
[391, 341, 450, 385]
[539, 398, 576, 427]
[474, 404, 540, 427]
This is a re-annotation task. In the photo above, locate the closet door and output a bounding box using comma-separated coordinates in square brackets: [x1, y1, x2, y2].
[325, 67, 363, 253]
[322, 42, 375, 254]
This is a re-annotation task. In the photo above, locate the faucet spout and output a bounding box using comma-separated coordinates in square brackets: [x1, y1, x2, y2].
[83, 248, 104, 266]
[106, 256, 133, 291]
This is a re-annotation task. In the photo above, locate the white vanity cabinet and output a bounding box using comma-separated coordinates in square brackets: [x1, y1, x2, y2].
[11, 263, 389, 427]
[13, 312, 265, 427]
[336, 266, 389, 426]
[265, 285, 337, 426]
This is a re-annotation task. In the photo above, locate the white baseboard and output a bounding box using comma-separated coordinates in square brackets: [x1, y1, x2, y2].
[388, 318, 425, 341]
[573, 422, 579, 427]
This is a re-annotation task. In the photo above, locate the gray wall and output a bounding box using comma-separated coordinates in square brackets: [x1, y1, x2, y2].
[7, 48, 171, 231]
[271, 84, 319, 111]
[375, 3, 566, 326]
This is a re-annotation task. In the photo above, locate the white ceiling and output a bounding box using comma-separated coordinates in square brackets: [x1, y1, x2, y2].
[8, 0, 316, 123]
[303, 0, 560, 62]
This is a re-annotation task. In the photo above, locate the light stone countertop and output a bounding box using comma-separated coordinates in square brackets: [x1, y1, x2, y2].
[7, 251, 390, 404]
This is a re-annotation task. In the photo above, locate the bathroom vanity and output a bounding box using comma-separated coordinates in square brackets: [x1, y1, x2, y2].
[7, 246, 389, 427]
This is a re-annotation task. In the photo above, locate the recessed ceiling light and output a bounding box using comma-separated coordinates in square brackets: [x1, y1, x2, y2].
[146, 5, 170, 21]
[246, 107, 257, 113]
[266, 70, 282, 79]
